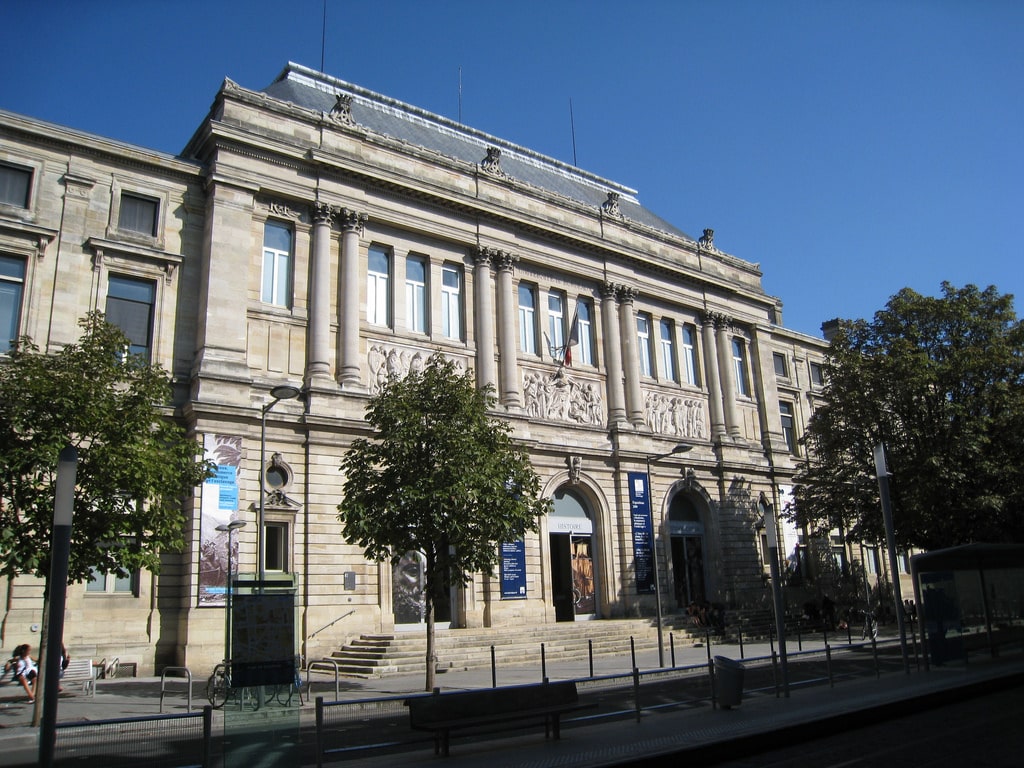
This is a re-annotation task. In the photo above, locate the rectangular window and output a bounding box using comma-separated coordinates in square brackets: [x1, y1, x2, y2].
[681, 324, 698, 385]
[367, 246, 391, 326]
[864, 546, 879, 576]
[0, 164, 32, 208]
[637, 314, 653, 377]
[773, 352, 788, 377]
[85, 567, 137, 595]
[405, 255, 427, 333]
[261, 221, 293, 307]
[547, 291, 565, 357]
[518, 283, 537, 354]
[440, 264, 462, 340]
[576, 299, 594, 366]
[265, 522, 289, 572]
[118, 192, 159, 237]
[780, 401, 796, 453]
[809, 361, 825, 387]
[732, 338, 750, 396]
[106, 274, 156, 360]
[1, 255, 26, 353]
[658, 319, 677, 382]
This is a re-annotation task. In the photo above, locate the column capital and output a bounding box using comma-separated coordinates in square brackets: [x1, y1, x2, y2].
[313, 201, 338, 226]
[493, 249, 518, 272]
[701, 311, 732, 330]
[339, 207, 368, 233]
[472, 246, 494, 267]
[599, 281, 619, 301]
[616, 285, 638, 304]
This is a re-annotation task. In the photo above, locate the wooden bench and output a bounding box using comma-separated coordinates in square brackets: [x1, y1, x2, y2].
[62, 657, 96, 697]
[407, 680, 590, 756]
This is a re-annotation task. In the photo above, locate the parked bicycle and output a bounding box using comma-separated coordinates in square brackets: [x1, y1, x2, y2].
[206, 659, 304, 710]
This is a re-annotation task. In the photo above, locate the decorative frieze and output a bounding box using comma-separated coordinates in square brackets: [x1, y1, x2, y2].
[644, 391, 708, 440]
[366, 344, 466, 395]
[523, 369, 604, 426]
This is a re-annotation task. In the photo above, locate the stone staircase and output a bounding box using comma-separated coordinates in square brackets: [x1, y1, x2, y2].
[325, 618, 705, 678]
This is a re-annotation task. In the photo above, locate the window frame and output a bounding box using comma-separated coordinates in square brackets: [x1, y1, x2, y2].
[440, 263, 463, 341]
[84, 566, 139, 596]
[518, 282, 538, 355]
[405, 254, 428, 333]
[779, 400, 797, 454]
[680, 323, 698, 386]
[732, 337, 750, 397]
[809, 361, 825, 388]
[367, 245, 392, 327]
[264, 521, 290, 573]
[261, 220, 293, 308]
[576, 298, 594, 366]
[0, 254, 27, 354]
[105, 273, 157, 361]
[117, 192, 160, 238]
[773, 352, 788, 378]
[547, 290, 566, 358]
[658, 318, 678, 383]
[637, 313, 653, 377]
[0, 162, 32, 210]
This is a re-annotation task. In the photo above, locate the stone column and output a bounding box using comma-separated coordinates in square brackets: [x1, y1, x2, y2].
[700, 313, 727, 441]
[494, 251, 521, 407]
[715, 316, 742, 438]
[600, 282, 626, 425]
[336, 208, 367, 387]
[472, 248, 497, 392]
[617, 286, 644, 426]
[307, 202, 336, 381]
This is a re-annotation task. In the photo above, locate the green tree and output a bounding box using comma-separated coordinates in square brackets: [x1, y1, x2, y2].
[0, 313, 211, 722]
[791, 283, 1024, 550]
[338, 355, 551, 691]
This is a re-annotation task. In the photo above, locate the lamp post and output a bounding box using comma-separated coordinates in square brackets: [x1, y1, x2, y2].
[645, 443, 692, 668]
[873, 442, 910, 674]
[258, 384, 303, 592]
[762, 500, 790, 697]
[215, 520, 246, 663]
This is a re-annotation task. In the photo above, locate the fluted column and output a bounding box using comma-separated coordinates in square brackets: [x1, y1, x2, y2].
[715, 316, 742, 438]
[494, 251, 521, 407]
[700, 314, 727, 440]
[336, 208, 367, 387]
[307, 202, 336, 381]
[600, 282, 626, 425]
[618, 286, 644, 425]
[472, 248, 497, 392]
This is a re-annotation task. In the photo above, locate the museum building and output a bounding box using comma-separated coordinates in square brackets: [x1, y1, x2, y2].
[0, 63, 828, 672]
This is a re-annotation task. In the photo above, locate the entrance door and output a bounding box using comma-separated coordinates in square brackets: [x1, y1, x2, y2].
[392, 550, 452, 629]
[549, 487, 597, 622]
[671, 535, 707, 607]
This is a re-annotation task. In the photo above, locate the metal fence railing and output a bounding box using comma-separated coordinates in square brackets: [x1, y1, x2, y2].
[54, 707, 212, 768]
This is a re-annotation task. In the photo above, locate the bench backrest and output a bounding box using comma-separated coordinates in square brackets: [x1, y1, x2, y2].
[408, 681, 578, 726]
[63, 658, 95, 680]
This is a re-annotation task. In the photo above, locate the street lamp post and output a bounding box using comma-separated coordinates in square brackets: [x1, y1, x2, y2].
[258, 384, 303, 592]
[215, 520, 246, 663]
[762, 501, 790, 697]
[645, 443, 692, 668]
[873, 442, 911, 674]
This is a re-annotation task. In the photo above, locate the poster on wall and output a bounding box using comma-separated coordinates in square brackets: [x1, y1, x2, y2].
[627, 471, 656, 594]
[500, 539, 527, 599]
[198, 434, 243, 605]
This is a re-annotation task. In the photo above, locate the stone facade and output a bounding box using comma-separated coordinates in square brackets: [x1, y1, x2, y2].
[0, 64, 826, 674]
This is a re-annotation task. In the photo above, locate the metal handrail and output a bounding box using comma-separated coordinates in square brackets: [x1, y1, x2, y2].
[308, 610, 356, 641]
[159, 666, 192, 713]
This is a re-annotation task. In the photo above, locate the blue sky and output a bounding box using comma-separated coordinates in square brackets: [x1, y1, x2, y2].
[3, 0, 1021, 338]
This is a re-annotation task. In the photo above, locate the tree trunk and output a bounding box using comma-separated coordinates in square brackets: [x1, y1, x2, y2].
[31, 590, 51, 728]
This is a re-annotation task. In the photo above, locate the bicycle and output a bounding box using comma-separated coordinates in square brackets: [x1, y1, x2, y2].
[206, 661, 231, 709]
[206, 658, 304, 710]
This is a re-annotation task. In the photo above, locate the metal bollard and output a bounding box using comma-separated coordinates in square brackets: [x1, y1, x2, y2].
[630, 636, 636, 670]
[541, 642, 547, 682]
[588, 639, 594, 678]
[826, 643, 834, 688]
[670, 632, 676, 668]
[491, 645, 496, 688]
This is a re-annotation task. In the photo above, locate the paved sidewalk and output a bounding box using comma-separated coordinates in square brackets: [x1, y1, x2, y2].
[1, 637, 1021, 766]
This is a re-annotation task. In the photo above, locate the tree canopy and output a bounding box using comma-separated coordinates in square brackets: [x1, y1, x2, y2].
[791, 283, 1024, 550]
[338, 355, 551, 689]
[0, 313, 211, 584]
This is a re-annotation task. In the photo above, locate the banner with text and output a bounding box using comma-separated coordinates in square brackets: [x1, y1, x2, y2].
[628, 471, 656, 594]
[500, 539, 528, 599]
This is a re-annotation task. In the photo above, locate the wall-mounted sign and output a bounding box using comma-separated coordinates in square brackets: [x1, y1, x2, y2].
[628, 471, 655, 594]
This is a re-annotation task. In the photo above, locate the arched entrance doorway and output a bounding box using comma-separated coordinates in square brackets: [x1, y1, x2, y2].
[669, 494, 707, 609]
[548, 487, 597, 622]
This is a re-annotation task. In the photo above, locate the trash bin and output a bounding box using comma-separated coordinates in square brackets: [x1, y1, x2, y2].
[714, 655, 744, 709]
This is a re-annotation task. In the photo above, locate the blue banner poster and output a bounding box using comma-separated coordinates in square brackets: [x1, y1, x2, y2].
[628, 471, 655, 594]
[500, 539, 528, 599]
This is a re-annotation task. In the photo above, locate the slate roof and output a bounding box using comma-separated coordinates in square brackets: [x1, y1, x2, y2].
[261, 63, 692, 241]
